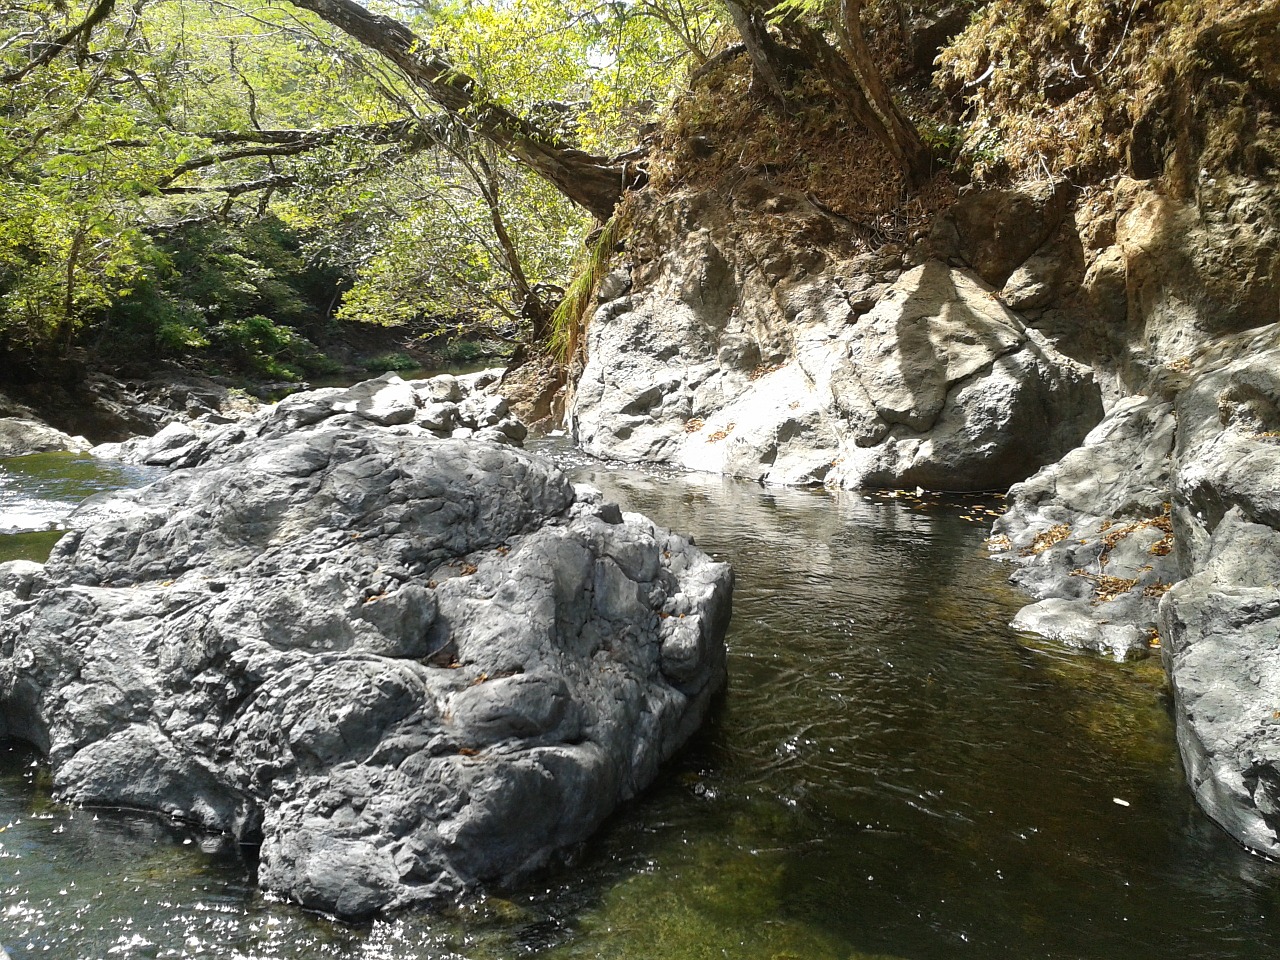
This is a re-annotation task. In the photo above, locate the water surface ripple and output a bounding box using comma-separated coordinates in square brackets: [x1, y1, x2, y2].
[2, 443, 1279, 958]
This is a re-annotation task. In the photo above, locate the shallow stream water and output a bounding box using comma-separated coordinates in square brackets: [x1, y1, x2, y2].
[2, 442, 1280, 958]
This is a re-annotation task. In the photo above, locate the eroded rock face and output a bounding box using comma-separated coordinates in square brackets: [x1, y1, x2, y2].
[1116, 177, 1280, 369]
[1160, 514, 1280, 858]
[929, 181, 1072, 288]
[1159, 327, 1280, 855]
[994, 323, 1280, 853]
[574, 257, 1102, 491]
[0, 410, 731, 918]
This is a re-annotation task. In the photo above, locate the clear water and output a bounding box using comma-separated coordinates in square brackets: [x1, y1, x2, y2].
[0, 452, 163, 543]
[2, 442, 1280, 959]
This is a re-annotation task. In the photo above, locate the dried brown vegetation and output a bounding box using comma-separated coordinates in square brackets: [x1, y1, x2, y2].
[647, 54, 958, 251]
[937, 0, 1280, 183]
[1024, 523, 1072, 555]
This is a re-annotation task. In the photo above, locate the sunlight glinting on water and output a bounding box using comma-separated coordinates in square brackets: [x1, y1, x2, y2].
[1, 441, 1279, 959]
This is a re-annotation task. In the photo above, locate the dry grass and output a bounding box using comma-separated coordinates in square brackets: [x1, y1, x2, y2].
[1095, 506, 1174, 566]
[707, 422, 735, 442]
[1071, 569, 1140, 602]
[936, 0, 1280, 183]
[648, 56, 958, 251]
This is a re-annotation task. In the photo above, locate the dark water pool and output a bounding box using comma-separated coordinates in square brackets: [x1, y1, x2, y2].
[2, 443, 1279, 958]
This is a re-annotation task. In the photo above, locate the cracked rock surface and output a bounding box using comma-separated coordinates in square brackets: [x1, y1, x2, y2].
[0, 386, 732, 919]
[992, 323, 1280, 855]
[573, 258, 1102, 490]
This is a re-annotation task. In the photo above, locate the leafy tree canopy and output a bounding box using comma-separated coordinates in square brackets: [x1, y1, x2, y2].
[0, 0, 720, 362]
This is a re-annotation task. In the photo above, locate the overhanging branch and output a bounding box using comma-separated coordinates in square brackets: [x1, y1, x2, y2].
[160, 173, 296, 197]
[1, 0, 120, 85]
[283, 0, 640, 219]
[160, 119, 448, 186]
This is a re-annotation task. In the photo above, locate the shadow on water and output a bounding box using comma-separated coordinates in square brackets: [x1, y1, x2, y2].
[541, 449, 1280, 960]
[1, 442, 1280, 958]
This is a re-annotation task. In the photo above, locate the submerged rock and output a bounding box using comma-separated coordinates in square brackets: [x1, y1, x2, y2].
[0, 398, 732, 918]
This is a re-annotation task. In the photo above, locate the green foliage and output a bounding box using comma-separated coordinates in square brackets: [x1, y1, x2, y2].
[0, 0, 723, 365]
[438, 339, 501, 364]
[918, 119, 960, 156]
[305, 148, 585, 332]
[361, 351, 419, 372]
[101, 216, 343, 374]
[549, 216, 621, 362]
[209, 314, 332, 381]
[0, 0, 383, 355]
[421, 0, 722, 153]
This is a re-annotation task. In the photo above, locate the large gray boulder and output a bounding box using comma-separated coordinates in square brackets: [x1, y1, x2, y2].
[1160, 511, 1280, 857]
[573, 257, 1102, 491]
[0, 421, 731, 918]
[1155, 325, 1280, 854]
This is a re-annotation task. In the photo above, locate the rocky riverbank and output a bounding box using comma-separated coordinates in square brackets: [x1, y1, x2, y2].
[3, 0, 1277, 901]
[992, 322, 1280, 856]
[0, 373, 733, 918]
[563, 141, 1280, 862]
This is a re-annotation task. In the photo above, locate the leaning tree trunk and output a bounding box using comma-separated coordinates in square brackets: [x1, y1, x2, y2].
[285, 0, 637, 220]
[836, 0, 933, 185]
[721, 0, 794, 105]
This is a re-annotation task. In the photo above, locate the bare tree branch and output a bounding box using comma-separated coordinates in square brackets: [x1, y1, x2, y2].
[1, 0, 120, 84]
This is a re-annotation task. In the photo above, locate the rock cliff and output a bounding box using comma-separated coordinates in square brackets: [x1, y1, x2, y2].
[563, 19, 1280, 867]
[571, 185, 1103, 491]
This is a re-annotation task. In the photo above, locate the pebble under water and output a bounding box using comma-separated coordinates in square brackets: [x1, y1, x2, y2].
[3, 441, 1280, 959]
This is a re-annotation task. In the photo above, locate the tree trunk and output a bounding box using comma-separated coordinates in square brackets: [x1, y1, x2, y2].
[721, 0, 934, 186]
[285, 0, 637, 220]
[470, 151, 552, 340]
[721, 0, 793, 105]
[836, 0, 933, 185]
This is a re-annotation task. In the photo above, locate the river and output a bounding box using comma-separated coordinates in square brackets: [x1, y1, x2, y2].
[2, 442, 1279, 958]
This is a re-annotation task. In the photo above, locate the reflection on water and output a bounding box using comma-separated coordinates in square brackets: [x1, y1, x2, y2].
[2, 442, 1280, 958]
[0, 530, 63, 566]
